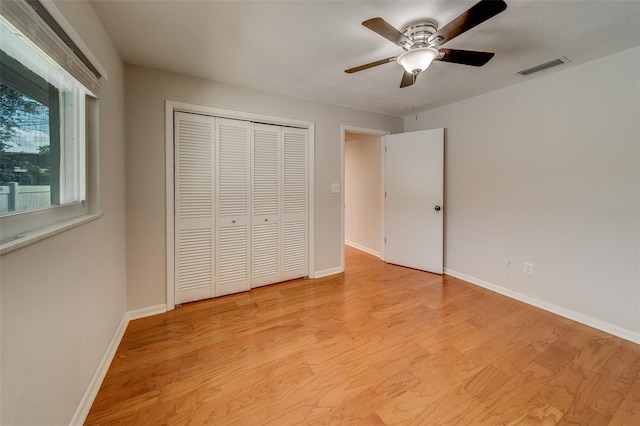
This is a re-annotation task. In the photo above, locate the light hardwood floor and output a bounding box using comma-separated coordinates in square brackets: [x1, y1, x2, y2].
[87, 246, 640, 425]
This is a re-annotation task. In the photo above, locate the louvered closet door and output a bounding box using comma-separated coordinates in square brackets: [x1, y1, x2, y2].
[174, 112, 215, 304]
[215, 118, 251, 297]
[251, 124, 282, 287]
[282, 127, 308, 281]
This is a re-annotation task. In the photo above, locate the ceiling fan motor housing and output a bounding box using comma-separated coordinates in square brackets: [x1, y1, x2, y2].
[401, 19, 439, 49]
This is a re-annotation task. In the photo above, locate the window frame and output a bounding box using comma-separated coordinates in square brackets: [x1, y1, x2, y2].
[0, 0, 105, 254]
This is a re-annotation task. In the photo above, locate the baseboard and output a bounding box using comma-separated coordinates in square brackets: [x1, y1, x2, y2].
[69, 313, 129, 425]
[345, 240, 380, 258]
[127, 304, 167, 321]
[444, 268, 640, 345]
[70, 304, 168, 425]
[314, 266, 344, 278]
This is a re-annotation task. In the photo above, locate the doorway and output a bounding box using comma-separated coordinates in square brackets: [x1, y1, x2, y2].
[341, 126, 389, 266]
[341, 126, 445, 275]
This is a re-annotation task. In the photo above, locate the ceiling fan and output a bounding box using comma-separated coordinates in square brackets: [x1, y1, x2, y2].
[345, 0, 507, 88]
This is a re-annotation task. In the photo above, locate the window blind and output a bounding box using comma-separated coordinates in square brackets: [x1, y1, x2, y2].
[0, 0, 102, 95]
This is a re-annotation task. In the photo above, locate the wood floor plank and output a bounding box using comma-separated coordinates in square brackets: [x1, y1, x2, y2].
[608, 375, 640, 425]
[86, 246, 640, 425]
[575, 342, 640, 418]
[460, 363, 556, 424]
[504, 397, 564, 425]
[558, 401, 611, 425]
[535, 361, 590, 414]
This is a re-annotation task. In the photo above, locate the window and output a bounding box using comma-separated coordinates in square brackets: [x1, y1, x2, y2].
[0, 0, 102, 250]
[1, 49, 87, 215]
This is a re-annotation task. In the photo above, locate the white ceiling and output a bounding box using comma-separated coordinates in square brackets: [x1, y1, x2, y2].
[89, 0, 640, 117]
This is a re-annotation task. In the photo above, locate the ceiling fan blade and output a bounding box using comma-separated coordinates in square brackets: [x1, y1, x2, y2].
[345, 57, 396, 73]
[363, 17, 414, 48]
[428, 0, 507, 45]
[436, 49, 495, 66]
[400, 71, 415, 88]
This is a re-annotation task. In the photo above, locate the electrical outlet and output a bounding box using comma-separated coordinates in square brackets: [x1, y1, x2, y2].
[331, 183, 341, 193]
[524, 262, 533, 276]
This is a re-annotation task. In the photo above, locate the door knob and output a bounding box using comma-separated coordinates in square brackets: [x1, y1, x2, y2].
[434, 205, 441, 212]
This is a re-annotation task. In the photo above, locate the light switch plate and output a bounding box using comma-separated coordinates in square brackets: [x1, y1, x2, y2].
[524, 262, 533, 275]
[331, 183, 341, 193]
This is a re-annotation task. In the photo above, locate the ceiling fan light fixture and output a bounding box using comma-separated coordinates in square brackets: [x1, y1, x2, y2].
[397, 47, 439, 75]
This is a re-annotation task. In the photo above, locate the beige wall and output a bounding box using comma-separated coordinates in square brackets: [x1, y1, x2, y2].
[345, 134, 382, 255]
[0, 1, 127, 424]
[125, 65, 403, 309]
[405, 47, 640, 338]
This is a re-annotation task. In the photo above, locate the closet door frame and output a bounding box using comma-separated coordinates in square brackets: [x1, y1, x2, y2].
[165, 100, 315, 310]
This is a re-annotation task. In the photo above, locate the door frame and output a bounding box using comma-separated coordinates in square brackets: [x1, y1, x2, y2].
[166, 100, 315, 310]
[341, 125, 390, 270]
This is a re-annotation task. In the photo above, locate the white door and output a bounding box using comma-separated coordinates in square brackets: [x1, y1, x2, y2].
[174, 112, 215, 304]
[281, 127, 309, 281]
[174, 112, 309, 303]
[251, 125, 309, 286]
[384, 128, 444, 274]
[215, 118, 251, 296]
[251, 124, 282, 287]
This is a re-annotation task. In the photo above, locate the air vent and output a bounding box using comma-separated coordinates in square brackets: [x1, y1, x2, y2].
[517, 57, 570, 76]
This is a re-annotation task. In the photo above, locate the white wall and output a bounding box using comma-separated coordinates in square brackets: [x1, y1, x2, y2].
[344, 134, 382, 256]
[0, 1, 127, 424]
[125, 65, 403, 309]
[405, 47, 640, 340]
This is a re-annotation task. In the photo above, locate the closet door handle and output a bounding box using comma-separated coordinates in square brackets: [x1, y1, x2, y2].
[265, 218, 268, 222]
[232, 220, 236, 224]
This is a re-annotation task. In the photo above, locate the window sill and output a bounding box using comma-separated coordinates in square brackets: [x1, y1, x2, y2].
[0, 213, 102, 256]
